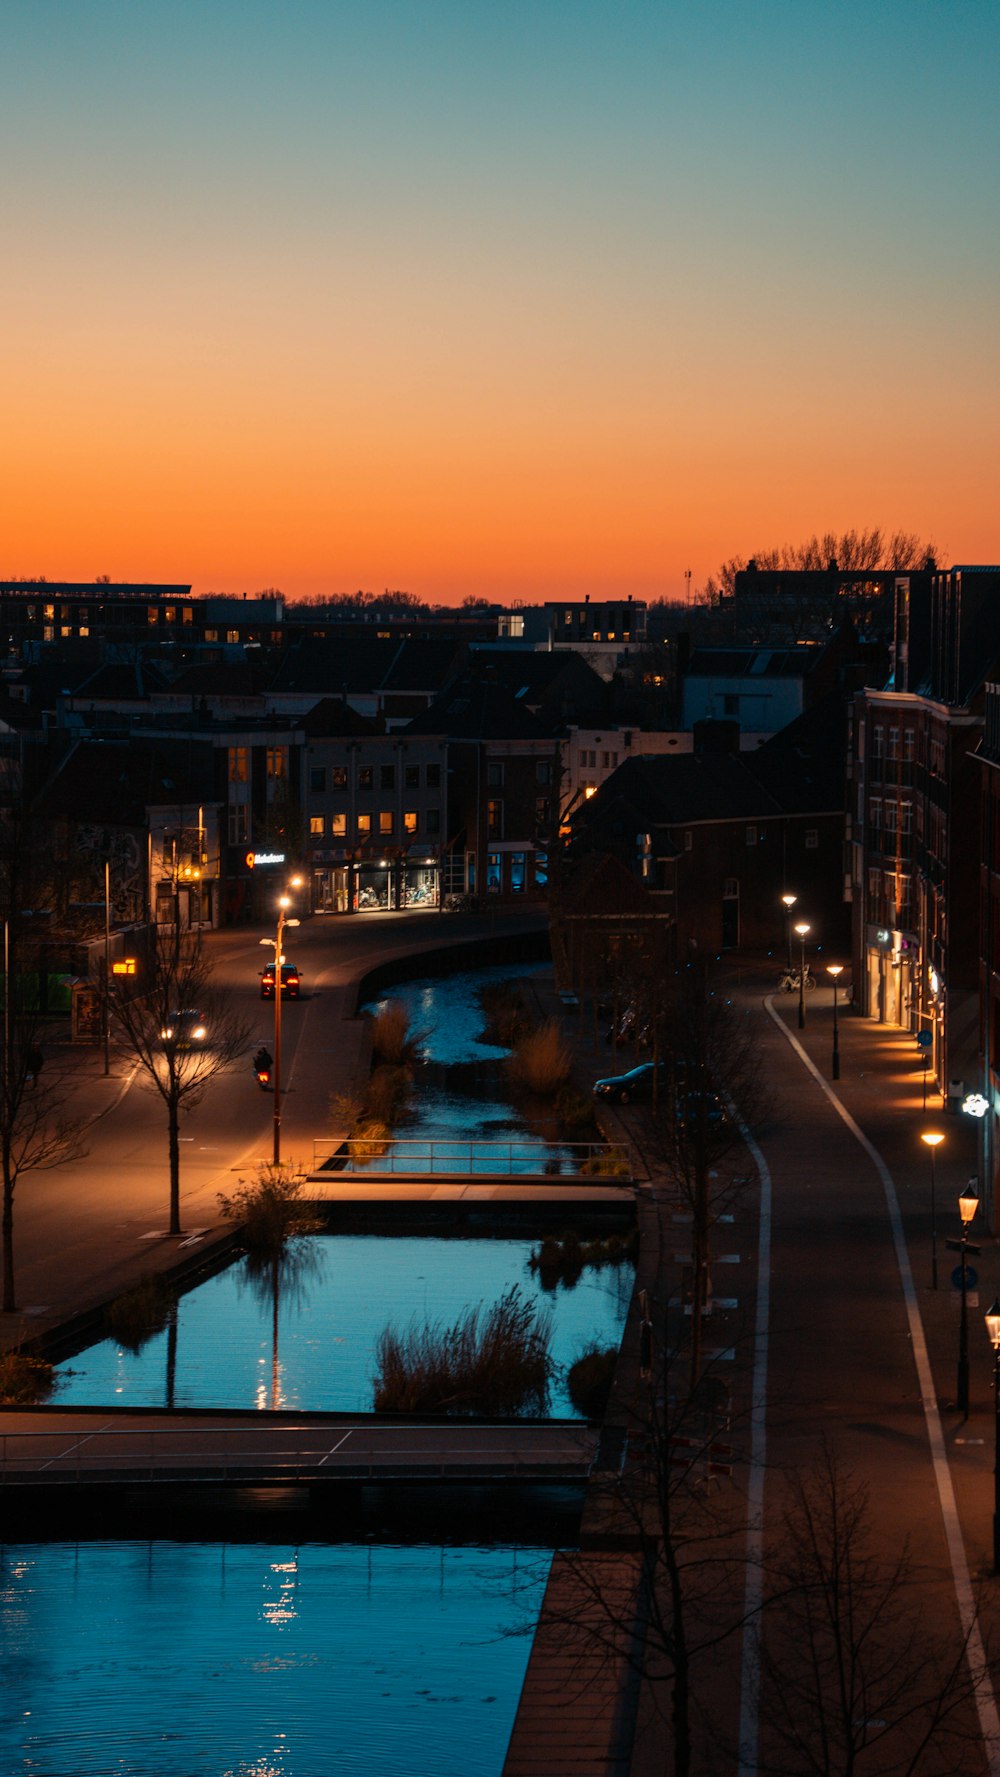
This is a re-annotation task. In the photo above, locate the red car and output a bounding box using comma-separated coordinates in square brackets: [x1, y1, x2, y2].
[260, 961, 301, 1000]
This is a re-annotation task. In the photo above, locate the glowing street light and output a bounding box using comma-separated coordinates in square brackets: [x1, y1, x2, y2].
[921, 1129, 945, 1290]
[953, 1184, 979, 1418]
[781, 893, 798, 969]
[259, 877, 303, 1165]
[794, 922, 811, 1029]
[827, 963, 843, 1080]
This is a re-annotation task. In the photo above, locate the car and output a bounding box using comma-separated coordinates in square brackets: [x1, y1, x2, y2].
[593, 1062, 668, 1104]
[159, 1009, 208, 1048]
[260, 961, 301, 1000]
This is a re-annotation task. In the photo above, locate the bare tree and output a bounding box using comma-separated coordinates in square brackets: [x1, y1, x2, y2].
[0, 983, 87, 1313]
[647, 958, 767, 1388]
[110, 927, 250, 1236]
[754, 1448, 992, 1775]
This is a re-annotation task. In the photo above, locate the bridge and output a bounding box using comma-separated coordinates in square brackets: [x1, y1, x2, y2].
[310, 1137, 634, 1189]
[0, 1412, 600, 1493]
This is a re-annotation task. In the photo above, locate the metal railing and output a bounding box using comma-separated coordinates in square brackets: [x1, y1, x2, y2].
[310, 1136, 633, 1181]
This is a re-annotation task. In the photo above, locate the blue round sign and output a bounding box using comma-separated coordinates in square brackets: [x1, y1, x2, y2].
[917, 1030, 933, 1048]
[952, 1265, 978, 1290]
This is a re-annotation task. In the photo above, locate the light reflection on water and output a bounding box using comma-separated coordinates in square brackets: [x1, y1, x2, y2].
[364, 964, 544, 1065]
[54, 1234, 632, 1415]
[0, 1540, 550, 1777]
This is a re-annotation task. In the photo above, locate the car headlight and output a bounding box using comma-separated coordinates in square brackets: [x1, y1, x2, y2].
[193, 1026, 207, 1041]
[161, 1027, 174, 1041]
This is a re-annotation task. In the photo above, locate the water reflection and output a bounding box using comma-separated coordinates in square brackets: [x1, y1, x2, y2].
[0, 1540, 550, 1777]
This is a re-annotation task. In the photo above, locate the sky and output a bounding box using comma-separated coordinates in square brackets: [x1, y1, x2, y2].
[1, 0, 997, 604]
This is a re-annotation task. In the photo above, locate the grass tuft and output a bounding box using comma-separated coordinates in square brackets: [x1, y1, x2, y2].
[507, 1020, 573, 1096]
[218, 1163, 321, 1259]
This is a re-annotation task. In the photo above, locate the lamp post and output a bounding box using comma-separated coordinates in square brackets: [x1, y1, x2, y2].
[921, 1129, 945, 1290]
[985, 1298, 1000, 1572]
[781, 893, 797, 970]
[794, 922, 810, 1029]
[260, 878, 302, 1166]
[827, 963, 843, 1081]
[955, 1183, 979, 1417]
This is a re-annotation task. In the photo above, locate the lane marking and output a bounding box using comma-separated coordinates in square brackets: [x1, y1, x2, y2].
[765, 998, 1000, 1774]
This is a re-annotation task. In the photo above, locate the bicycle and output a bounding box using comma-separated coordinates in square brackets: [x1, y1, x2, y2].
[777, 968, 816, 993]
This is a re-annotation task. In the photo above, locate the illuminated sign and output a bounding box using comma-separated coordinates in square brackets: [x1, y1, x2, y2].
[962, 1093, 989, 1119]
[111, 959, 137, 976]
[245, 851, 287, 869]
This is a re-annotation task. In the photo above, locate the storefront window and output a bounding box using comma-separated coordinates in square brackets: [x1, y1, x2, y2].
[510, 853, 526, 893]
[487, 853, 501, 894]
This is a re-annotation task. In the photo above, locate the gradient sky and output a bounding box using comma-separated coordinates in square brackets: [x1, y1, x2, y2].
[1, 1, 997, 602]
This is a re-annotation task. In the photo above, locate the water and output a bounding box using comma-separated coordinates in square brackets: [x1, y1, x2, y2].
[364, 964, 533, 1065]
[0, 1539, 550, 1777]
[54, 1233, 633, 1415]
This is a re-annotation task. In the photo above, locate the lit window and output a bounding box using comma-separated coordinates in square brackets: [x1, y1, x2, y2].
[379, 811, 394, 836]
[357, 813, 372, 835]
[310, 816, 324, 836]
[228, 748, 248, 784]
[332, 813, 347, 838]
[404, 811, 418, 834]
[266, 748, 287, 780]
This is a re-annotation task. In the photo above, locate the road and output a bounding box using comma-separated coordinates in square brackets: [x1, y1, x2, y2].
[2, 908, 546, 1339]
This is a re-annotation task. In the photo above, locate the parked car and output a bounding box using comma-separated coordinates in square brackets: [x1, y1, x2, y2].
[159, 1009, 207, 1048]
[260, 961, 301, 1000]
[593, 1062, 668, 1104]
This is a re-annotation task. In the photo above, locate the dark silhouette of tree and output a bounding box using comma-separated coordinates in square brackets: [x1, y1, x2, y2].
[109, 927, 250, 1236]
[0, 973, 87, 1312]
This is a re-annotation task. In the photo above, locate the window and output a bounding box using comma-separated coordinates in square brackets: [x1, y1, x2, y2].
[266, 748, 287, 781]
[357, 813, 372, 836]
[358, 766, 373, 789]
[332, 766, 348, 790]
[487, 853, 501, 892]
[870, 797, 882, 831]
[228, 805, 249, 845]
[487, 799, 503, 839]
[426, 763, 441, 789]
[536, 796, 551, 830]
[684, 830, 693, 851]
[379, 811, 394, 836]
[900, 802, 913, 834]
[148, 608, 159, 625]
[487, 762, 504, 788]
[332, 813, 347, 838]
[310, 767, 326, 793]
[601, 751, 617, 770]
[309, 816, 324, 837]
[164, 606, 176, 625]
[745, 826, 757, 847]
[380, 765, 395, 790]
[426, 808, 440, 835]
[723, 695, 739, 717]
[805, 829, 818, 850]
[536, 760, 552, 785]
[204, 628, 218, 643]
[510, 853, 526, 893]
[533, 850, 548, 889]
[405, 766, 420, 789]
[226, 629, 239, 644]
[228, 747, 249, 784]
[404, 811, 418, 834]
[888, 727, 899, 761]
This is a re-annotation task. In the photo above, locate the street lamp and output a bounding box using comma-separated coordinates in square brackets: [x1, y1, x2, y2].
[827, 963, 843, 1081]
[921, 1129, 945, 1290]
[259, 878, 303, 1166]
[781, 893, 797, 969]
[985, 1298, 1000, 1572]
[955, 1183, 979, 1418]
[794, 922, 810, 1029]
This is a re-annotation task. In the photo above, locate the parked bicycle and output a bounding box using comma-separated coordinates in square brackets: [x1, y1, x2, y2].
[777, 966, 816, 993]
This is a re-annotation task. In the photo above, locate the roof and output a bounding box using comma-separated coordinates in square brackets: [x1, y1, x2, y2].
[683, 646, 815, 679]
[403, 676, 550, 741]
[31, 739, 217, 826]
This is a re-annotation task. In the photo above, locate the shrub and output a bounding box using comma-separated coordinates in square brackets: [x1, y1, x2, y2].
[478, 981, 534, 1047]
[218, 1163, 321, 1260]
[363, 1064, 410, 1127]
[0, 1350, 55, 1405]
[555, 1084, 599, 1138]
[104, 1273, 177, 1352]
[373, 1286, 553, 1416]
[567, 1344, 617, 1419]
[507, 1020, 572, 1096]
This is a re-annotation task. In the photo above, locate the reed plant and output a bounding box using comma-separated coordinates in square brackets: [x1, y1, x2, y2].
[369, 1002, 428, 1067]
[373, 1285, 553, 1416]
[104, 1273, 177, 1352]
[0, 1349, 55, 1405]
[507, 1020, 572, 1096]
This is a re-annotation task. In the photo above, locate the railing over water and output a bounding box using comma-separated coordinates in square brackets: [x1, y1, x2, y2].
[310, 1137, 633, 1182]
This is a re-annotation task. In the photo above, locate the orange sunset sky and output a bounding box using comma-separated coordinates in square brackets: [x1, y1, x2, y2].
[2, 2, 997, 603]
